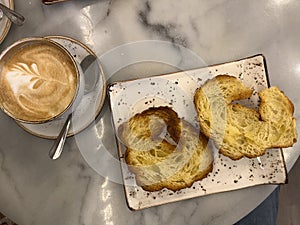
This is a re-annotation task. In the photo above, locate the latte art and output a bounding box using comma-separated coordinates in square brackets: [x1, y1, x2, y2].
[0, 41, 78, 122]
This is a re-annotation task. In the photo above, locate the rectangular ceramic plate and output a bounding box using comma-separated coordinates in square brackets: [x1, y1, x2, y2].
[108, 54, 287, 210]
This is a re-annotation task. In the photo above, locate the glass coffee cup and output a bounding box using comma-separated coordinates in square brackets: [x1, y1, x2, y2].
[0, 37, 85, 123]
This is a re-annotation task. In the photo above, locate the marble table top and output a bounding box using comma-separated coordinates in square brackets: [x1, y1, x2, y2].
[0, 0, 299, 225]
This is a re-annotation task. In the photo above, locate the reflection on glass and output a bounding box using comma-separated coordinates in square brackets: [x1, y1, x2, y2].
[100, 177, 114, 225]
[79, 6, 95, 46]
[272, 0, 291, 5]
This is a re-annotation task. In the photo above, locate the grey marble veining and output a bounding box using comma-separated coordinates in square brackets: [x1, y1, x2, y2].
[0, 0, 300, 225]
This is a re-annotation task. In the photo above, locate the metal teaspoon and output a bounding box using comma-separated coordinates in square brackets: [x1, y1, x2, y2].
[49, 54, 98, 160]
[0, 3, 25, 26]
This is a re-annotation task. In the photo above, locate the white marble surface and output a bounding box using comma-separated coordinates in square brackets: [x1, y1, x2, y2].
[0, 0, 299, 225]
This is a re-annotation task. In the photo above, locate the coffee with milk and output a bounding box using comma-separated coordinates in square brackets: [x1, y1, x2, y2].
[0, 38, 79, 123]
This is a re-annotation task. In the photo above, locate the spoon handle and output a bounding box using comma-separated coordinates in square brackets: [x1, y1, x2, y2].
[0, 3, 25, 26]
[49, 113, 72, 160]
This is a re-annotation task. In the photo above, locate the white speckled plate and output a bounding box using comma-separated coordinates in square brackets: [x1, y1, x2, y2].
[108, 54, 287, 210]
[16, 36, 106, 139]
[0, 0, 13, 44]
